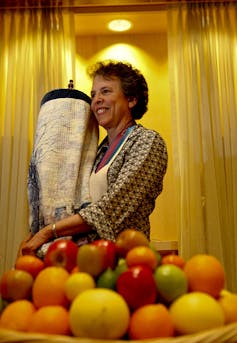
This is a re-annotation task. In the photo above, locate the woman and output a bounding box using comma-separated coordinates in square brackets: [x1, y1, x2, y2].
[18, 60, 168, 256]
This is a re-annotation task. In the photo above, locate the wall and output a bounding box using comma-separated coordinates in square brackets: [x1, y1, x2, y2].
[75, 32, 178, 243]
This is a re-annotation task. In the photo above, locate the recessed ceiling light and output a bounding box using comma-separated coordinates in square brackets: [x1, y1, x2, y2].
[108, 19, 132, 32]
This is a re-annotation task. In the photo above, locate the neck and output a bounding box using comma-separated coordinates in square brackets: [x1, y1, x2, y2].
[107, 119, 135, 145]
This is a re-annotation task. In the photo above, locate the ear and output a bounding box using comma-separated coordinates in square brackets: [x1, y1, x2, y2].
[128, 97, 137, 109]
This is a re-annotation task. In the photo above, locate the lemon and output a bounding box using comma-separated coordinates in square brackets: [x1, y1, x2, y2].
[65, 272, 95, 302]
[69, 288, 130, 339]
[169, 292, 225, 335]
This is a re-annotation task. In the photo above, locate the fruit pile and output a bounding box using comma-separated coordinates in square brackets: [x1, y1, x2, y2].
[0, 229, 237, 340]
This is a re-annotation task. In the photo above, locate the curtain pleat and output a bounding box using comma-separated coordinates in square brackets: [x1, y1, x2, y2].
[168, 2, 237, 291]
[0, 8, 76, 274]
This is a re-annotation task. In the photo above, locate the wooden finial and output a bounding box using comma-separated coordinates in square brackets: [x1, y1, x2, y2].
[68, 80, 74, 89]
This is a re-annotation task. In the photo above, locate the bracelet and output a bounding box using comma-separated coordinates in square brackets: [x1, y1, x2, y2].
[52, 223, 58, 238]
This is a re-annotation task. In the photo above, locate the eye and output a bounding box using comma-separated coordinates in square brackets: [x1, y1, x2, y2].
[101, 88, 111, 95]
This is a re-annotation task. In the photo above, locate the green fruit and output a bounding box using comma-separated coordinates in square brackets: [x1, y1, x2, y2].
[97, 268, 117, 289]
[114, 258, 128, 278]
[154, 264, 188, 303]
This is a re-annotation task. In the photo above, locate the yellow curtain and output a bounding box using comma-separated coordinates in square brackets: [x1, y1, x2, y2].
[0, 8, 76, 274]
[167, 2, 237, 291]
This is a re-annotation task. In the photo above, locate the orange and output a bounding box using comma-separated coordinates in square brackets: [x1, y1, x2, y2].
[28, 305, 70, 335]
[184, 254, 225, 298]
[218, 291, 237, 324]
[32, 266, 69, 308]
[71, 266, 79, 273]
[15, 255, 44, 278]
[0, 300, 36, 332]
[162, 254, 186, 269]
[128, 303, 174, 339]
[126, 246, 158, 270]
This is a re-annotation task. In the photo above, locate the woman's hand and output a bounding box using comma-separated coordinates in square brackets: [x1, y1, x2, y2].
[18, 226, 52, 257]
[17, 232, 34, 258]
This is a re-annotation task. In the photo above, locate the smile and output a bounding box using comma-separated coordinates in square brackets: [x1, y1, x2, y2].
[96, 107, 108, 114]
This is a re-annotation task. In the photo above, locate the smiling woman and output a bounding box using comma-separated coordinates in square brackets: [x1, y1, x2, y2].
[18, 60, 168, 258]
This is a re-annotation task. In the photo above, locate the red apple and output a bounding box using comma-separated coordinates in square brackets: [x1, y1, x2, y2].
[44, 239, 78, 272]
[115, 229, 150, 258]
[0, 269, 33, 301]
[77, 243, 107, 277]
[92, 239, 117, 269]
[116, 265, 157, 310]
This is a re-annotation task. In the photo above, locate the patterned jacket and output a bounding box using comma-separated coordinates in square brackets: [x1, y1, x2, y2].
[78, 124, 168, 242]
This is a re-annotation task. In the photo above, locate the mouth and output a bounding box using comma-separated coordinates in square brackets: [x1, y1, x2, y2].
[96, 107, 108, 114]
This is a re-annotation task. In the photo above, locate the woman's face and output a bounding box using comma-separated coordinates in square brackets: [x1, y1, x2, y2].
[90, 75, 134, 130]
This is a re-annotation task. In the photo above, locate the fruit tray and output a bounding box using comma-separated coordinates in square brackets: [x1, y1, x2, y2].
[1, 323, 237, 343]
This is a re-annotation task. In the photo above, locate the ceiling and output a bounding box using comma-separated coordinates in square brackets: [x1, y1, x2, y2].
[74, 11, 167, 36]
[0, 1, 170, 36]
[1, 0, 235, 36]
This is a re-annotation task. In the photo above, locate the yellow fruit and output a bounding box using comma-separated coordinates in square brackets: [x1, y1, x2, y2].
[0, 300, 36, 332]
[218, 291, 237, 324]
[69, 288, 130, 339]
[28, 305, 70, 335]
[32, 266, 69, 308]
[169, 292, 225, 335]
[65, 272, 96, 302]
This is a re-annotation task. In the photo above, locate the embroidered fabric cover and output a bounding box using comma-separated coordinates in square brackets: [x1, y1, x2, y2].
[28, 89, 98, 242]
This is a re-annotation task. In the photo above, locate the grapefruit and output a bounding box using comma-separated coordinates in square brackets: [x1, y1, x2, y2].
[69, 288, 130, 339]
[169, 292, 225, 335]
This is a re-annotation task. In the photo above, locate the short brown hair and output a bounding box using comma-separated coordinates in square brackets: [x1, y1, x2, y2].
[87, 60, 148, 120]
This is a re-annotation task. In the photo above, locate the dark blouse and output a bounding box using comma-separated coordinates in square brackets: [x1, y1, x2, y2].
[79, 124, 168, 242]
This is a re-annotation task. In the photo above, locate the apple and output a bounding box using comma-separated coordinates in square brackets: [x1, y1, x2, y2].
[44, 239, 78, 272]
[116, 265, 157, 310]
[0, 269, 33, 301]
[154, 264, 188, 304]
[92, 239, 117, 269]
[77, 244, 107, 277]
[115, 229, 149, 258]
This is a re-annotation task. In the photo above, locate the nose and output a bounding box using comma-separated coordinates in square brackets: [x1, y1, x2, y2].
[92, 91, 103, 104]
